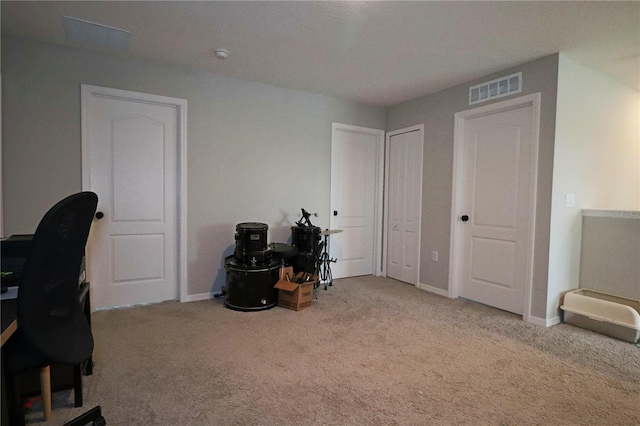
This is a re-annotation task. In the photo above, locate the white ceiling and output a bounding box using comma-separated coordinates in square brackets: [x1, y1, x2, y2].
[2, 1, 639, 107]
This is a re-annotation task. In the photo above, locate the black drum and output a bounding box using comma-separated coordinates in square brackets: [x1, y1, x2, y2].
[236, 247, 272, 267]
[224, 256, 280, 311]
[295, 251, 318, 275]
[235, 222, 268, 254]
[269, 243, 299, 266]
[291, 226, 321, 254]
[235, 222, 270, 265]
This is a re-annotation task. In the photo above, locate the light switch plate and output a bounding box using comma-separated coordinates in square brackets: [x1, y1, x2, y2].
[565, 193, 575, 207]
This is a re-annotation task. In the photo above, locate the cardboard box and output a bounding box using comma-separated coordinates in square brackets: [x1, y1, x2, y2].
[274, 266, 316, 311]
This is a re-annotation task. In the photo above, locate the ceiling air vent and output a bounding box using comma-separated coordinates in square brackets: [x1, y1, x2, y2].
[469, 72, 522, 105]
[63, 16, 132, 52]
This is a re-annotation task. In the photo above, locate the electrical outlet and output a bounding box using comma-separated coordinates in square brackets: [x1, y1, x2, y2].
[432, 251, 439, 262]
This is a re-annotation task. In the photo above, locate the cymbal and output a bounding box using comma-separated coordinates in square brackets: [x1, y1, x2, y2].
[320, 229, 343, 235]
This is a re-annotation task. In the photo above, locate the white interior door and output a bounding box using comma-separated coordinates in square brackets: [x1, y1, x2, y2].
[82, 85, 186, 309]
[386, 127, 423, 285]
[457, 104, 535, 315]
[330, 123, 384, 278]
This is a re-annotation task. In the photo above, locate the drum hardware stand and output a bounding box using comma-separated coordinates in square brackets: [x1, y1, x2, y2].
[295, 208, 318, 227]
[317, 241, 336, 291]
[317, 229, 342, 290]
[213, 286, 227, 299]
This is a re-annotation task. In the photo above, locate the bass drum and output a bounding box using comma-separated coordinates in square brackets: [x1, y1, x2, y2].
[224, 256, 280, 311]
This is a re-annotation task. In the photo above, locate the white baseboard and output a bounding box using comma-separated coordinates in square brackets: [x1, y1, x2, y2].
[181, 292, 213, 302]
[416, 282, 450, 297]
[528, 315, 561, 327]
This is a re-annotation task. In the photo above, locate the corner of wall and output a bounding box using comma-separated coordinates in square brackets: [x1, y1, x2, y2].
[546, 55, 640, 319]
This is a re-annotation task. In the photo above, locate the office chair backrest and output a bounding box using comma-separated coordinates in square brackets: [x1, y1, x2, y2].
[17, 191, 98, 365]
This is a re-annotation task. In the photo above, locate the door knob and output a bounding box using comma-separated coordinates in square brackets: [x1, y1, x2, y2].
[95, 212, 104, 220]
[461, 215, 469, 222]
[333, 211, 338, 216]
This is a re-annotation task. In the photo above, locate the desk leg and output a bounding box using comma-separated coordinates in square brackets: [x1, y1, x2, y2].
[82, 284, 93, 376]
[7, 373, 25, 426]
[2, 349, 25, 426]
[2, 348, 9, 425]
[73, 365, 83, 407]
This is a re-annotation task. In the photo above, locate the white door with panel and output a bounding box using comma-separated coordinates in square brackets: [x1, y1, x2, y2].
[458, 104, 535, 315]
[82, 85, 185, 309]
[330, 124, 384, 278]
[386, 128, 423, 285]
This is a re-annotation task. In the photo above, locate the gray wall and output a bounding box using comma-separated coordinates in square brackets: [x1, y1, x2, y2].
[386, 55, 559, 319]
[1, 36, 385, 296]
[580, 214, 640, 301]
[7, 37, 634, 321]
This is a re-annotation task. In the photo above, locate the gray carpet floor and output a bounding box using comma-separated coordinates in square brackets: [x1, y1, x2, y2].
[25, 276, 640, 425]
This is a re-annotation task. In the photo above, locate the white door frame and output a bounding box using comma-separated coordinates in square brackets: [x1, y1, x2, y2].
[330, 123, 385, 276]
[80, 84, 188, 303]
[449, 93, 541, 323]
[382, 124, 424, 282]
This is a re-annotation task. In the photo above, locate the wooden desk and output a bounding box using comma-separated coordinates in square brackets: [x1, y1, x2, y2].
[2, 298, 18, 425]
[1, 298, 18, 346]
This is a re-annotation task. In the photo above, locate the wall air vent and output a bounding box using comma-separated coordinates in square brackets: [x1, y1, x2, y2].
[469, 72, 522, 105]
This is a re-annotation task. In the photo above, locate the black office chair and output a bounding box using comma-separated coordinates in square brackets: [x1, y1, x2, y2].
[4, 192, 98, 424]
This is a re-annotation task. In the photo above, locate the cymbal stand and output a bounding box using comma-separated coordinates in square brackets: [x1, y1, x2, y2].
[317, 234, 337, 291]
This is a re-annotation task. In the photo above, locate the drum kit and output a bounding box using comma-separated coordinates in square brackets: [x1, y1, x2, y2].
[223, 208, 343, 311]
[224, 223, 280, 311]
